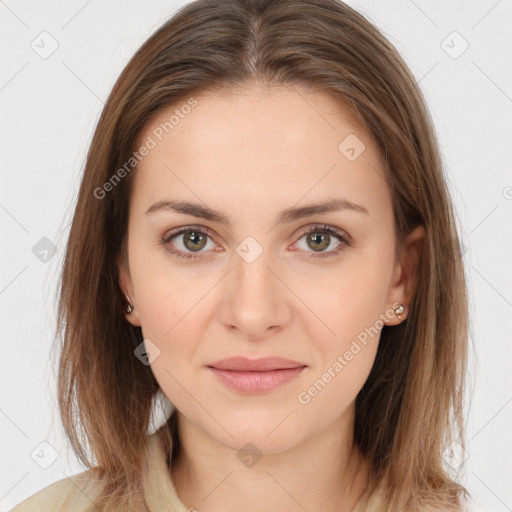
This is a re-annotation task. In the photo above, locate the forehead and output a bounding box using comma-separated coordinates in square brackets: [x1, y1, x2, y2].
[130, 84, 388, 215]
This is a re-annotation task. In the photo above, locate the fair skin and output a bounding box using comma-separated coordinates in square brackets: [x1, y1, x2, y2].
[118, 83, 425, 512]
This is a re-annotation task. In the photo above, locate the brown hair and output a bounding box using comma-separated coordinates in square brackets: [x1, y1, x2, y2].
[54, 0, 473, 510]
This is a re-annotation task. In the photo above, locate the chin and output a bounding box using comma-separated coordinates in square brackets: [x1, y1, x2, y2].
[210, 408, 305, 453]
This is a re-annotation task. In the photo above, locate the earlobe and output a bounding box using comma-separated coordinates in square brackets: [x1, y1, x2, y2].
[383, 302, 407, 326]
[116, 254, 142, 327]
[121, 285, 142, 327]
[124, 291, 134, 314]
[123, 292, 141, 326]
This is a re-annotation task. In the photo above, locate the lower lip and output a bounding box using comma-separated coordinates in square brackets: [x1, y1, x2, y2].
[208, 366, 307, 394]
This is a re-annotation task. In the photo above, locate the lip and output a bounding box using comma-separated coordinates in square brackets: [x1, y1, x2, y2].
[207, 357, 307, 394]
[208, 356, 306, 372]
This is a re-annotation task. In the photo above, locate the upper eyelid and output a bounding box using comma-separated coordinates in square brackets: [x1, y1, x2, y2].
[163, 224, 219, 243]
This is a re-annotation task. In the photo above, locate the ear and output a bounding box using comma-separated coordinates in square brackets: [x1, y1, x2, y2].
[116, 252, 142, 327]
[383, 225, 426, 326]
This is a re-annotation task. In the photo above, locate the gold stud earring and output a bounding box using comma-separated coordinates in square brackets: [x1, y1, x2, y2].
[394, 303, 405, 320]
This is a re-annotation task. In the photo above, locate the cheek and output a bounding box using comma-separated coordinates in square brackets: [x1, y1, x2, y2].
[128, 262, 198, 385]
[295, 251, 393, 343]
[130, 243, 203, 336]
[131, 258, 214, 369]
[297, 278, 384, 414]
[138, 287, 204, 417]
[136, 280, 201, 354]
[296, 341, 378, 421]
[292, 252, 391, 403]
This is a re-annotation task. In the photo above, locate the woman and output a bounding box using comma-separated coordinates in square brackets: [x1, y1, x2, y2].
[12, 0, 472, 510]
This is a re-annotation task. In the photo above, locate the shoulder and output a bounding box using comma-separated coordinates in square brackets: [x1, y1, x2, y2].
[11, 468, 104, 512]
[356, 484, 474, 512]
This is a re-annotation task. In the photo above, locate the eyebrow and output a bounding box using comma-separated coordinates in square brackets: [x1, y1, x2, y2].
[145, 197, 369, 227]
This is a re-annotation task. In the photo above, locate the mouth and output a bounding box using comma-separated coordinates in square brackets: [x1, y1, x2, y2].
[207, 356, 308, 394]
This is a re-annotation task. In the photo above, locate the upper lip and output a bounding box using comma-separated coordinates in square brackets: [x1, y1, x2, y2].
[208, 356, 306, 372]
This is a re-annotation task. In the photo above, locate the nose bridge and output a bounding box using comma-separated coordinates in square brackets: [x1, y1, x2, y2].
[218, 240, 290, 338]
[233, 233, 277, 294]
[235, 248, 274, 297]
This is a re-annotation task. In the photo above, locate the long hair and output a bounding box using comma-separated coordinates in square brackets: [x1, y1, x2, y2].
[54, 0, 472, 510]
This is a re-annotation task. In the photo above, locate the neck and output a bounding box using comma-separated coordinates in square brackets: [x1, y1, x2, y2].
[170, 410, 371, 512]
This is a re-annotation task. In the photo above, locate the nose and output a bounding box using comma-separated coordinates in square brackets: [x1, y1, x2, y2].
[218, 250, 291, 341]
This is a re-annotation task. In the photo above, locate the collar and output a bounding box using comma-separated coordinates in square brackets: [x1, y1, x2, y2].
[142, 428, 188, 512]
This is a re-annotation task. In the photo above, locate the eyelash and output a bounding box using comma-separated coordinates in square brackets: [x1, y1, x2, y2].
[161, 224, 350, 261]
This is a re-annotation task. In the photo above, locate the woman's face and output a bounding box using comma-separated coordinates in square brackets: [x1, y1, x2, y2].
[119, 84, 421, 453]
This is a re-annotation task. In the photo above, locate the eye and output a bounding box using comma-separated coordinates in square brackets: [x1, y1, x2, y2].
[161, 223, 350, 261]
[293, 224, 349, 258]
[161, 226, 217, 260]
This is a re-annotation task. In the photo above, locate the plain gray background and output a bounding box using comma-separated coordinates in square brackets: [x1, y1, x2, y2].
[1, 1, 511, 510]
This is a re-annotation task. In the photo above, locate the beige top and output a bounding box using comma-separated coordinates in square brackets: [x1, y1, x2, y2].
[12, 427, 385, 511]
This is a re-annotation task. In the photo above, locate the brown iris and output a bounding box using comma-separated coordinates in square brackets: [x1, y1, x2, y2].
[306, 232, 330, 252]
[183, 231, 207, 252]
